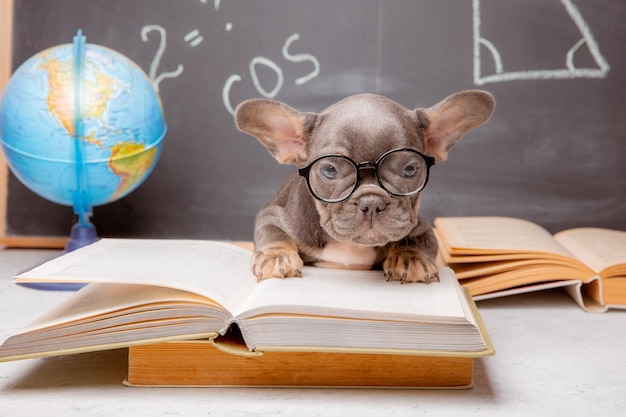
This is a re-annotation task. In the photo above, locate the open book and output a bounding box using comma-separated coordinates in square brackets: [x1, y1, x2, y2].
[434, 216, 626, 313]
[0, 238, 493, 362]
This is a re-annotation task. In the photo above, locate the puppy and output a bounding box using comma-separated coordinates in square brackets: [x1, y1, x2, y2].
[235, 91, 494, 283]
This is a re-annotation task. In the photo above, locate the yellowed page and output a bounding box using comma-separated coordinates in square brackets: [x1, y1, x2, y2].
[555, 228, 626, 274]
[435, 217, 574, 258]
[0, 282, 229, 360]
[450, 258, 590, 280]
[19, 283, 226, 334]
[462, 264, 596, 295]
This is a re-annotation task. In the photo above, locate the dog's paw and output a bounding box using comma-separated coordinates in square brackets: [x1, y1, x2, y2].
[251, 246, 304, 281]
[382, 248, 439, 284]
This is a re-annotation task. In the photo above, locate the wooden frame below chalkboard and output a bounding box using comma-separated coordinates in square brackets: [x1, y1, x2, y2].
[0, 0, 66, 248]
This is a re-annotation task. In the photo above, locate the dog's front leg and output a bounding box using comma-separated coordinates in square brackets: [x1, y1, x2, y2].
[252, 206, 304, 281]
[382, 229, 439, 284]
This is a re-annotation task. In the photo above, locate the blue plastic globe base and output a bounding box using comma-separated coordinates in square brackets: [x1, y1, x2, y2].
[16, 280, 87, 291]
[16, 224, 98, 292]
[65, 222, 99, 252]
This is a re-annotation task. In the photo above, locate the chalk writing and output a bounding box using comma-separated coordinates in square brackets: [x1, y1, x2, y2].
[140, 1, 607, 111]
[249, 57, 283, 99]
[184, 29, 204, 47]
[473, 0, 610, 85]
[210, 0, 232, 31]
[222, 33, 321, 115]
[282, 33, 320, 86]
[141, 25, 184, 92]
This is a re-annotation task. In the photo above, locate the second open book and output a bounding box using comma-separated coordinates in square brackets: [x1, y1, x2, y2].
[434, 216, 626, 312]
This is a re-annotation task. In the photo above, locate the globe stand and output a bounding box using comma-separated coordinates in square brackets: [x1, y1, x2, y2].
[65, 223, 99, 252]
[65, 29, 99, 254]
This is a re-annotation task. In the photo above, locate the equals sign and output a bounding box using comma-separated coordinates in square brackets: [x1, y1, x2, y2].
[184, 29, 204, 47]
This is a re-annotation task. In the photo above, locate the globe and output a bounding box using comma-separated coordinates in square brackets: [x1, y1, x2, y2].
[0, 32, 166, 236]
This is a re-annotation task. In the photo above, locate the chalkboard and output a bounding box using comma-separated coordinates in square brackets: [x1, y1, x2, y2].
[2, 0, 625, 247]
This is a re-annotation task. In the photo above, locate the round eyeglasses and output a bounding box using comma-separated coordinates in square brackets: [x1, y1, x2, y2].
[298, 148, 435, 203]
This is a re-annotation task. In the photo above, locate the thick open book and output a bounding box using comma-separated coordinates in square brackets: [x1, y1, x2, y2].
[0, 238, 493, 363]
[434, 216, 626, 313]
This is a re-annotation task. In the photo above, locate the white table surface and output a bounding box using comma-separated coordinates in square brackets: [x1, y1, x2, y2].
[0, 247, 625, 417]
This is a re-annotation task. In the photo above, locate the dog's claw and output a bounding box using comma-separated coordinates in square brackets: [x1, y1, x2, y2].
[251, 247, 304, 281]
[382, 248, 438, 284]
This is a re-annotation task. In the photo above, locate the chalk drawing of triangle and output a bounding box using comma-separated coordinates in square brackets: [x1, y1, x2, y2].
[473, 0, 610, 85]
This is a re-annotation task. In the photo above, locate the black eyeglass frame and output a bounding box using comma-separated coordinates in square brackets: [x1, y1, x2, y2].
[298, 148, 436, 203]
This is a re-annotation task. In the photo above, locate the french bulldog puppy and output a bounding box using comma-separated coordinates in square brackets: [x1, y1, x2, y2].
[235, 91, 494, 283]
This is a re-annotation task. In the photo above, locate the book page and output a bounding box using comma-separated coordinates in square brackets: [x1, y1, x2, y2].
[14, 239, 257, 314]
[555, 228, 626, 273]
[449, 258, 589, 280]
[435, 217, 574, 258]
[237, 267, 472, 324]
[17, 283, 227, 334]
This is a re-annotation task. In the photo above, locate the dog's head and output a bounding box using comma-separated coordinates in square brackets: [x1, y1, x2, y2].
[235, 91, 494, 247]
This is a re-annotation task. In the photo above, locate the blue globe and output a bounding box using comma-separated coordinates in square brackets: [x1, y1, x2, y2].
[0, 37, 166, 214]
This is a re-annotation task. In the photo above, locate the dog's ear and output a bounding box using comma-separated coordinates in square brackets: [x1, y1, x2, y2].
[235, 99, 316, 166]
[419, 90, 495, 162]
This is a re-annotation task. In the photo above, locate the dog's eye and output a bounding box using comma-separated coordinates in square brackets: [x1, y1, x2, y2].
[320, 163, 339, 180]
[401, 164, 419, 178]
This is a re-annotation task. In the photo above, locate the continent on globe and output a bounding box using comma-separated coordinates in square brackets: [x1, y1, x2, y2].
[108, 141, 159, 201]
[39, 52, 119, 138]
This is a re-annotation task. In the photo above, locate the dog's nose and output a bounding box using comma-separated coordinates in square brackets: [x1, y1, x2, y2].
[357, 195, 389, 214]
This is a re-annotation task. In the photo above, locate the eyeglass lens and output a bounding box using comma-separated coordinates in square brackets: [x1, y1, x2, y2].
[308, 157, 357, 202]
[307, 150, 429, 202]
